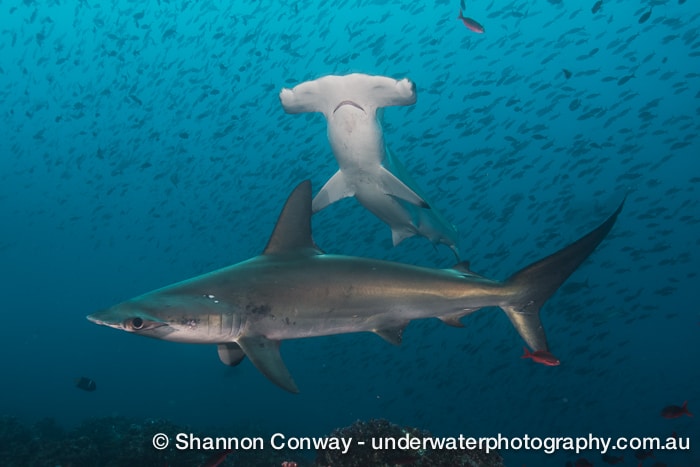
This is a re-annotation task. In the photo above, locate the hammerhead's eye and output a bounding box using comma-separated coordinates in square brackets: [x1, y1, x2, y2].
[131, 317, 144, 330]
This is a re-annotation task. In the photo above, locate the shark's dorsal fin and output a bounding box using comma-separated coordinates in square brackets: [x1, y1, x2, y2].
[217, 343, 246, 366]
[237, 336, 299, 393]
[263, 180, 321, 256]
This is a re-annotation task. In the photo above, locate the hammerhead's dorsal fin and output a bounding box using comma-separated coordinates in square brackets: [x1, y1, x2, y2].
[263, 180, 322, 256]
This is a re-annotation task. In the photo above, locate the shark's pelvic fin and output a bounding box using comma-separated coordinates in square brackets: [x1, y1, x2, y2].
[237, 336, 299, 394]
[263, 180, 321, 256]
[373, 325, 407, 345]
[312, 170, 355, 213]
[438, 312, 468, 328]
[217, 343, 246, 366]
[391, 226, 417, 247]
[379, 166, 430, 209]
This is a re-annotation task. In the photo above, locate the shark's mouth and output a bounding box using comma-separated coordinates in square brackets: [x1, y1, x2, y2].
[333, 100, 365, 114]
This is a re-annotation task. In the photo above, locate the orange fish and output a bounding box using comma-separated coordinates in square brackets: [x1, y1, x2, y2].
[201, 449, 233, 467]
[601, 453, 625, 464]
[520, 347, 560, 366]
[458, 10, 485, 34]
[634, 448, 654, 460]
[661, 400, 692, 419]
[521, 347, 560, 366]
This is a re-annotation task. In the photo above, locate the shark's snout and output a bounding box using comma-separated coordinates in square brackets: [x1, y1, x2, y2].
[86, 312, 111, 327]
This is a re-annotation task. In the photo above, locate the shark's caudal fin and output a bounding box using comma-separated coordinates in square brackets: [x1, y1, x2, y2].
[501, 198, 625, 352]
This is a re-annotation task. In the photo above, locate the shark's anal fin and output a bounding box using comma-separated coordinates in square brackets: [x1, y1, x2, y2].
[237, 336, 299, 393]
[312, 170, 354, 213]
[379, 166, 430, 209]
[373, 325, 407, 345]
[217, 343, 246, 366]
[263, 180, 321, 256]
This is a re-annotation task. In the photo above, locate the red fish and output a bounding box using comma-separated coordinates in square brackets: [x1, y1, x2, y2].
[521, 347, 560, 366]
[634, 448, 654, 460]
[601, 453, 624, 464]
[201, 448, 233, 467]
[660, 400, 692, 419]
[458, 10, 485, 34]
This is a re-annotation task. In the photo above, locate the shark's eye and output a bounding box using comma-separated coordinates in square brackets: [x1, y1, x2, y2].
[131, 317, 144, 330]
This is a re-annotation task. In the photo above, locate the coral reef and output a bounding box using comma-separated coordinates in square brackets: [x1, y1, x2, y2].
[315, 419, 504, 467]
[0, 416, 503, 466]
[0, 415, 304, 467]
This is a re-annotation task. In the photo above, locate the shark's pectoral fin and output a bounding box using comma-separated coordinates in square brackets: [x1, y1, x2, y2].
[217, 343, 246, 366]
[312, 170, 354, 213]
[237, 336, 299, 393]
[379, 166, 430, 209]
[373, 325, 407, 345]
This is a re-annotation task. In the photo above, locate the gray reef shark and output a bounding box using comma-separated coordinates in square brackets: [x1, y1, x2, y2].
[279, 73, 460, 259]
[88, 180, 623, 393]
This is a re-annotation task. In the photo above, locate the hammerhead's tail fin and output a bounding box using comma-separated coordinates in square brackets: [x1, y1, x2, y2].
[501, 199, 625, 352]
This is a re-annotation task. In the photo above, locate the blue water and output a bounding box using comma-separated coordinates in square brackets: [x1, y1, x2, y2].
[1, 0, 698, 465]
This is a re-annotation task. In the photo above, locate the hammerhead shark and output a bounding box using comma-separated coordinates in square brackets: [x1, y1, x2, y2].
[279, 73, 460, 259]
[87, 181, 623, 393]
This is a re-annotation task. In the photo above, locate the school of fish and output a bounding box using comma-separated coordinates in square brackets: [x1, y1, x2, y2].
[0, 1, 698, 466]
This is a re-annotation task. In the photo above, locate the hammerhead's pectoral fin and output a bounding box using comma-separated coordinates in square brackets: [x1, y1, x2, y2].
[312, 170, 354, 213]
[217, 343, 246, 366]
[379, 166, 430, 209]
[237, 336, 299, 393]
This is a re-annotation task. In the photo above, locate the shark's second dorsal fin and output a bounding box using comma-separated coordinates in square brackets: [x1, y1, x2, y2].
[263, 180, 321, 255]
[451, 261, 485, 278]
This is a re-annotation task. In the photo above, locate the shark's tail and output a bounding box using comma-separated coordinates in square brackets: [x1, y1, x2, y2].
[501, 199, 624, 352]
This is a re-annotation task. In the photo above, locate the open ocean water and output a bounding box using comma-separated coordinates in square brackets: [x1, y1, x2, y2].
[1, 0, 698, 466]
